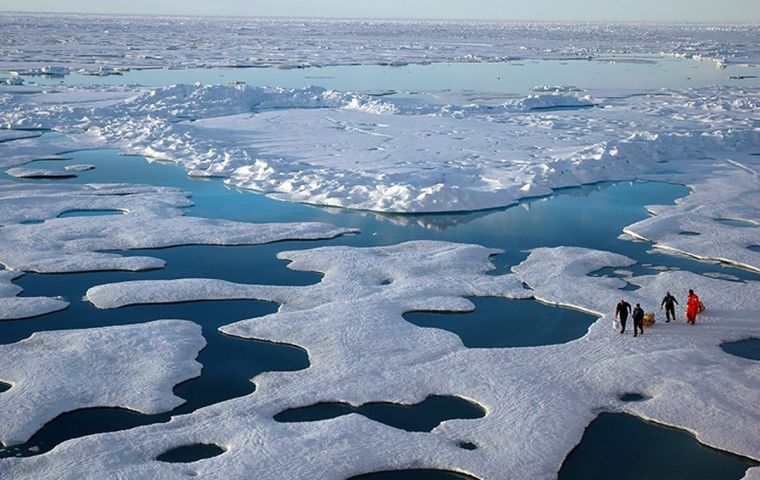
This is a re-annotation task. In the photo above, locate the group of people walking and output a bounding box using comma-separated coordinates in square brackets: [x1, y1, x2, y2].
[615, 289, 702, 337]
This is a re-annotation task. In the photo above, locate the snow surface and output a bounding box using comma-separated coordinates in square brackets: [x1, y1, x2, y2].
[5, 167, 77, 179]
[0, 320, 204, 447]
[624, 170, 760, 272]
[0, 130, 39, 143]
[0, 269, 67, 320]
[1, 14, 758, 72]
[1, 81, 758, 269]
[0, 180, 354, 273]
[6, 241, 758, 479]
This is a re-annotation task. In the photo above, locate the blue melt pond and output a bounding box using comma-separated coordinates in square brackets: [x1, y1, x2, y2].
[403, 297, 597, 348]
[274, 395, 485, 432]
[721, 338, 760, 361]
[559, 413, 758, 480]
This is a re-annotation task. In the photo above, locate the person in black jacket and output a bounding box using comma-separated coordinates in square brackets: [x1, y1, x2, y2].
[660, 292, 678, 323]
[615, 299, 632, 334]
[632, 303, 645, 337]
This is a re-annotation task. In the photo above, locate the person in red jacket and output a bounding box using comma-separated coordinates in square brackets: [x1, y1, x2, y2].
[686, 289, 700, 325]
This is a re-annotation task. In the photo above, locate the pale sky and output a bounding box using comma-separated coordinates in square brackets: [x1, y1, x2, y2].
[1, 0, 759, 22]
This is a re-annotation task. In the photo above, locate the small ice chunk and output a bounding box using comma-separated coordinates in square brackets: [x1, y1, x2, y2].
[63, 164, 95, 172]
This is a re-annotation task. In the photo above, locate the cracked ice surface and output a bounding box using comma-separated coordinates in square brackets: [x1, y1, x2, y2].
[2, 82, 758, 268]
[1, 15, 758, 71]
[0, 269, 67, 320]
[7, 241, 758, 479]
[0, 180, 354, 273]
[0, 320, 205, 447]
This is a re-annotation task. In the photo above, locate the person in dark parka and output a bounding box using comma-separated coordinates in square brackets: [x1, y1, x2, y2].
[615, 299, 632, 334]
[661, 292, 678, 323]
[632, 303, 645, 337]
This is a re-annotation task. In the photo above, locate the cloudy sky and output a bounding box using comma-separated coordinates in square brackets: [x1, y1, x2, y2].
[2, 0, 759, 22]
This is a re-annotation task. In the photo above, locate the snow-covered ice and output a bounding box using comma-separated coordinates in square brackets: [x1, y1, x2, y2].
[0, 130, 39, 143]
[0, 15, 758, 479]
[0, 320, 204, 447]
[0, 180, 354, 273]
[5, 241, 758, 479]
[63, 164, 95, 171]
[1, 14, 758, 72]
[5, 167, 77, 179]
[1, 81, 757, 269]
[0, 269, 67, 320]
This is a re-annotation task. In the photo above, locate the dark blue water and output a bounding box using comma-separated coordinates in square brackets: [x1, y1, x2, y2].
[558, 413, 758, 480]
[274, 396, 485, 432]
[403, 297, 596, 348]
[3, 142, 759, 476]
[156, 443, 226, 463]
[57, 209, 125, 218]
[349, 470, 478, 480]
[721, 339, 760, 361]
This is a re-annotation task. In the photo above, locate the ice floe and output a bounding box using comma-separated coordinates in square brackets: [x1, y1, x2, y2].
[625, 170, 760, 272]
[0, 269, 67, 320]
[0, 320, 204, 446]
[5, 167, 77, 179]
[0, 130, 39, 143]
[5, 241, 754, 479]
[0, 180, 354, 273]
[63, 164, 95, 171]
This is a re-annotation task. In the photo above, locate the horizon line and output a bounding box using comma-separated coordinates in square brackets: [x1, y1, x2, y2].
[1, 9, 759, 25]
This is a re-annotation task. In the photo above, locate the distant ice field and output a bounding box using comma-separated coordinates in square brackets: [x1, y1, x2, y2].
[1, 14, 759, 72]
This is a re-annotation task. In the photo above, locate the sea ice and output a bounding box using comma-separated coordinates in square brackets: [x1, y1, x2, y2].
[0, 130, 39, 143]
[63, 164, 95, 171]
[0, 180, 354, 273]
[2, 80, 757, 269]
[10, 241, 756, 479]
[0, 320, 205, 446]
[5, 167, 77, 179]
[1, 15, 757, 71]
[625, 170, 760, 272]
[0, 269, 67, 320]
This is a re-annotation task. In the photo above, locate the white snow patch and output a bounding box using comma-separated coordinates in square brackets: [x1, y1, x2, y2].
[5, 167, 77, 179]
[63, 164, 95, 172]
[0, 320, 205, 446]
[0, 269, 67, 320]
